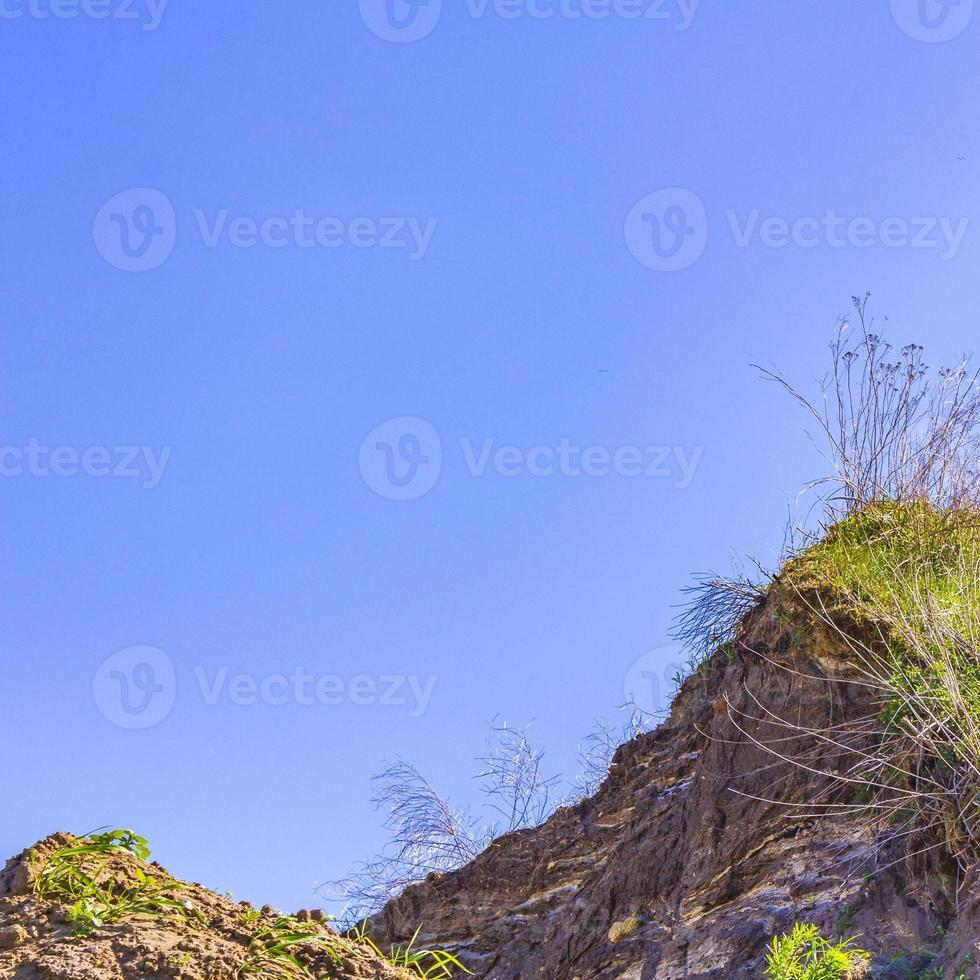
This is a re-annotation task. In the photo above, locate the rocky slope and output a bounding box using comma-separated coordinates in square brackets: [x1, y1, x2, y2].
[0, 834, 412, 980]
[369, 594, 980, 979]
[7, 590, 980, 978]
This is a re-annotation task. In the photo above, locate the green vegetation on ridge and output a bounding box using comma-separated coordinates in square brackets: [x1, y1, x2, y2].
[776, 502, 980, 867]
[27, 829, 467, 979]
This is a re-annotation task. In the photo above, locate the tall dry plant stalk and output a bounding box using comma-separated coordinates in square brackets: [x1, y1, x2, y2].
[759, 293, 980, 518]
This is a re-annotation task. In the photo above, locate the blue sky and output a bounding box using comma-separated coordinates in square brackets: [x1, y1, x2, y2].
[3, 0, 979, 915]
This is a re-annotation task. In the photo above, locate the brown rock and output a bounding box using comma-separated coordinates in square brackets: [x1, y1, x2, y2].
[0, 924, 27, 950]
[368, 596, 980, 978]
[0, 836, 414, 979]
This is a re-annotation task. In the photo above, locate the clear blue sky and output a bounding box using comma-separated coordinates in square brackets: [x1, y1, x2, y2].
[3, 0, 979, 915]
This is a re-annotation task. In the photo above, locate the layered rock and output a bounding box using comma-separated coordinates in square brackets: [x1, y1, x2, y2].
[370, 596, 980, 978]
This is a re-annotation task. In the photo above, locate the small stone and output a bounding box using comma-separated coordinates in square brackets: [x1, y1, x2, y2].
[0, 924, 28, 950]
[608, 916, 641, 943]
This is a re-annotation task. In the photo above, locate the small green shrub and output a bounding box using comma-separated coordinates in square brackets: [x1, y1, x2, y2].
[240, 915, 341, 979]
[782, 502, 980, 865]
[30, 829, 200, 937]
[349, 923, 472, 979]
[763, 923, 870, 980]
[241, 917, 470, 980]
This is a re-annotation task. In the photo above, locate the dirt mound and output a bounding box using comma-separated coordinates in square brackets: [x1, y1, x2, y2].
[367, 594, 980, 978]
[0, 833, 412, 980]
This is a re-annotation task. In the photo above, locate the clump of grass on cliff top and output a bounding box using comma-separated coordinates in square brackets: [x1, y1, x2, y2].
[779, 500, 980, 868]
[678, 297, 980, 868]
[782, 500, 980, 670]
[746, 293, 980, 869]
[677, 295, 980, 671]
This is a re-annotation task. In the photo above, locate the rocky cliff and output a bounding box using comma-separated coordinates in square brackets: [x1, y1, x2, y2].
[6, 592, 980, 978]
[369, 593, 980, 978]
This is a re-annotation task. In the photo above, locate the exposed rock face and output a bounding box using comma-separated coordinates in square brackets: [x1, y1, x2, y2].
[370, 598, 980, 978]
[0, 834, 410, 980]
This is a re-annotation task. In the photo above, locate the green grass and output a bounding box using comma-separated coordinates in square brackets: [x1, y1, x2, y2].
[783, 501, 980, 732]
[240, 915, 342, 979]
[349, 923, 473, 979]
[776, 502, 980, 862]
[242, 918, 472, 980]
[763, 923, 870, 980]
[29, 828, 469, 978]
[783, 502, 980, 645]
[30, 829, 201, 937]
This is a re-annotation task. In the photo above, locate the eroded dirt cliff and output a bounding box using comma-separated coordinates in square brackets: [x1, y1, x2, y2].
[369, 595, 980, 979]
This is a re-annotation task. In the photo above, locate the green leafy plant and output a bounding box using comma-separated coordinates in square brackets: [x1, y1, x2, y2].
[239, 906, 263, 926]
[240, 916, 341, 979]
[349, 922, 472, 979]
[763, 923, 870, 980]
[30, 830, 200, 937]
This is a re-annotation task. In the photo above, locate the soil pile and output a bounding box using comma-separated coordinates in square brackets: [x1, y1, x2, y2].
[0, 833, 411, 980]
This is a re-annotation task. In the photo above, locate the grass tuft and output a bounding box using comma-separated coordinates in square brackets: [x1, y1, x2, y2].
[763, 923, 870, 980]
[30, 829, 202, 937]
[768, 501, 980, 868]
[349, 922, 473, 979]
